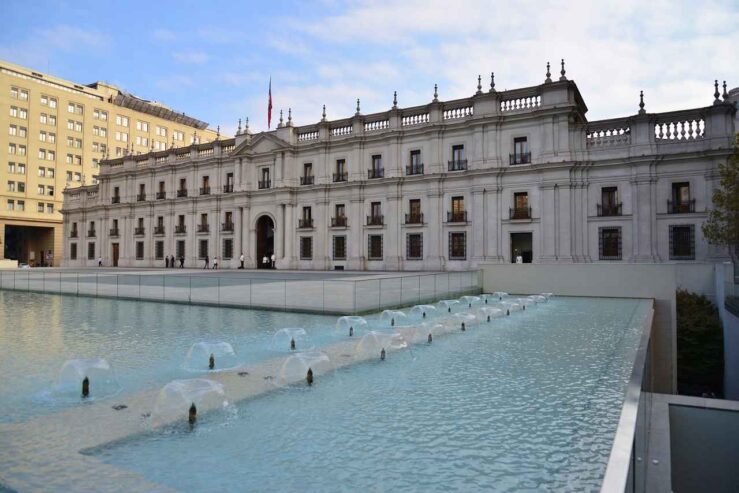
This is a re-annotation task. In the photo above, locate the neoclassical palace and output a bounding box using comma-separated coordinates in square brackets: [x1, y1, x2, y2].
[61, 70, 737, 270]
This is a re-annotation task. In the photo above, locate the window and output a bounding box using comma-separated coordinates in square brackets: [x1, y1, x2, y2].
[68, 103, 75, 113]
[6, 199, 14, 210]
[300, 237, 313, 260]
[94, 109, 107, 120]
[302, 163, 313, 185]
[9, 107, 17, 118]
[37, 184, 45, 195]
[156, 126, 167, 137]
[9, 144, 16, 155]
[136, 242, 144, 260]
[18, 126, 26, 137]
[49, 115, 56, 125]
[198, 239, 208, 259]
[88, 242, 96, 260]
[19, 108, 27, 119]
[17, 182, 25, 193]
[449, 232, 467, 260]
[47, 204, 54, 214]
[222, 238, 233, 259]
[10, 87, 18, 98]
[18, 145, 27, 156]
[408, 199, 422, 223]
[449, 196, 466, 222]
[47, 168, 54, 178]
[70, 243, 77, 260]
[48, 186, 54, 196]
[512, 192, 530, 219]
[173, 130, 184, 141]
[369, 202, 382, 225]
[8, 163, 16, 173]
[670, 182, 693, 213]
[176, 240, 185, 259]
[369, 154, 383, 178]
[19, 89, 28, 101]
[670, 225, 695, 260]
[225, 172, 234, 192]
[38, 167, 46, 177]
[512, 137, 530, 164]
[155, 241, 164, 260]
[7, 181, 15, 192]
[38, 202, 45, 213]
[599, 227, 622, 260]
[49, 97, 57, 109]
[9, 125, 16, 136]
[333, 236, 347, 260]
[368, 235, 383, 260]
[17, 200, 25, 211]
[334, 159, 347, 181]
[136, 121, 149, 132]
[450, 145, 466, 171]
[410, 149, 421, 167]
[407, 233, 423, 260]
[116, 115, 129, 127]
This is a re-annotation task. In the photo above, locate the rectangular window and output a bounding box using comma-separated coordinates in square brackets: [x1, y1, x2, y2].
[452, 144, 465, 162]
[300, 237, 313, 260]
[368, 234, 383, 260]
[176, 240, 185, 259]
[512, 137, 530, 164]
[449, 232, 467, 260]
[38, 202, 45, 213]
[17, 200, 24, 211]
[334, 159, 347, 181]
[155, 241, 164, 260]
[407, 233, 423, 260]
[222, 238, 233, 259]
[333, 235, 347, 260]
[136, 241, 144, 260]
[70, 243, 77, 260]
[670, 225, 695, 260]
[602, 187, 618, 207]
[410, 149, 421, 167]
[7, 199, 14, 210]
[87, 242, 96, 260]
[198, 239, 208, 259]
[47, 204, 54, 214]
[599, 227, 622, 260]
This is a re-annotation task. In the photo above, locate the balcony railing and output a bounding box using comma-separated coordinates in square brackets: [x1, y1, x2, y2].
[156, 191, 166, 200]
[367, 168, 384, 179]
[406, 164, 424, 175]
[447, 211, 467, 223]
[223, 184, 233, 193]
[509, 207, 532, 220]
[448, 159, 468, 171]
[221, 222, 234, 232]
[668, 199, 695, 214]
[331, 216, 347, 227]
[199, 186, 211, 195]
[197, 224, 210, 233]
[175, 225, 186, 234]
[154, 226, 165, 235]
[366, 215, 384, 226]
[111, 196, 120, 204]
[109, 228, 119, 237]
[333, 172, 348, 182]
[300, 175, 314, 185]
[298, 218, 314, 229]
[509, 152, 532, 165]
[134, 227, 145, 236]
[405, 213, 424, 224]
[136, 193, 146, 202]
[258, 180, 271, 189]
[87, 230, 96, 238]
[70, 230, 78, 238]
[597, 203, 623, 216]
[177, 189, 188, 198]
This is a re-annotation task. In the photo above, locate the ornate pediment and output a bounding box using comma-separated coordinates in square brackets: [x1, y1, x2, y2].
[232, 132, 292, 157]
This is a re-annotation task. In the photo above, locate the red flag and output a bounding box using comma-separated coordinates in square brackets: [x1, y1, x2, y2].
[267, 77, 272, 130]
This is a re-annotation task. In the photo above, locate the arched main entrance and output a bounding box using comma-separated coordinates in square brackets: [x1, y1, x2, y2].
[256, 215, 275, 269]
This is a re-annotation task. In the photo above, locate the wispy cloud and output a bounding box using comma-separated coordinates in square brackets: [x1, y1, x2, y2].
[172, 51, 209, 64]
[152, 29, 177, 42]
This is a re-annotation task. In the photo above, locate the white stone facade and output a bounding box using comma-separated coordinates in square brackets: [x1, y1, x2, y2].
[61, 76, 737, 270]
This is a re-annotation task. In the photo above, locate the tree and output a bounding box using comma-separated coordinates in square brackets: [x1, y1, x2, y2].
[702, 135, 739, 268]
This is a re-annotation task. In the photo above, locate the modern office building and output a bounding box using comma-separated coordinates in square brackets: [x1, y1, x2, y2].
[0, 59, 217, 266]
[61, 68, 737, 270]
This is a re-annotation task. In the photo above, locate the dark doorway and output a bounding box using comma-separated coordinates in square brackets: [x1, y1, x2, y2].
[3, 224, 55, 266]
[256, 215, 275, 269]
[112, 243, 120, 267]
[511, 232, 533, 263]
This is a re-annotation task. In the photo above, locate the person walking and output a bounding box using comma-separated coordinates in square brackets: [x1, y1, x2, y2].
[170, 255, 175, 268]
[97, 256, 103, 267]
[203, 255, 209, 269]
[270, 253, 276, 269]
[212, 256, 219, 270]
[239, 253, 245, 269]
[179, 255, 185, 268]
[165, 256, 170, 268]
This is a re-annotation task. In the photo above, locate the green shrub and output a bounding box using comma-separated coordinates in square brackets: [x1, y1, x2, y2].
[676, 289, 724, 397]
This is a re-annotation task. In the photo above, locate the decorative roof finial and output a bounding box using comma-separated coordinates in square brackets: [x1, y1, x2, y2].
[392, 91, 398, 109]
[321, 104, 327, 122]
[216, 125, 220, 140]
[489, 72, 495, 92]
[545, 62, 552, 83]
[723, 80, 729, 101]
[355, 98, 361, 116]
[714, 80, 721, 104]
[638, 90, 645, 115]
[433, 83, 438, 102]
[278, 109, 284, 127]
[287, 108, 293, 126]
[244, 117, 250, 133]
[559, 59, 566, 81]
[237, 118, 242, 135]
[476, 74, 482, 95]
[169, 137, 174, 149]
[193, 130, 198, 144]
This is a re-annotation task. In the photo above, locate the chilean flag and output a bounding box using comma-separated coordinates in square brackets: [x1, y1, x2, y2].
[267, 77, 273, 130]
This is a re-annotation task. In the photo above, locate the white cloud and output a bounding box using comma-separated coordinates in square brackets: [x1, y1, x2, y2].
[152, 29, 177, 42]
[172, 51, 210, 64]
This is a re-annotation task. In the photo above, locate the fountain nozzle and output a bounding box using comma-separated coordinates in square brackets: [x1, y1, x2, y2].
[391, 318, 395, 327]
[209, 353, 215, 370]
[81, 376, 90, 398]
[427, 333, 433, 344]
[290, 338, 296, 351]
[461, 322, 466, 331]
[307, 368, 314, 386]
[448, 307, 452, 313]
[380, 348, 386, 361]
[349, 326, 354, 337]
[422, 312, 426, 318]
[487, 315, 491, 322]
[189, 402, 197, 427]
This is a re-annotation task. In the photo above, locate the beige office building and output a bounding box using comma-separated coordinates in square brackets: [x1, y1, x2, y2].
[0, 59, 217, 266]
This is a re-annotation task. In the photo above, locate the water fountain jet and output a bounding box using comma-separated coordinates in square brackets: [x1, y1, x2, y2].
[209, 354, 215, 370]
[307, 368, 314, 386]
[81, 377, 90, 398]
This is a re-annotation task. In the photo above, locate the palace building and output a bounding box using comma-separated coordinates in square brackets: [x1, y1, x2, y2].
[0, 59, 217, 266]
[60, 66, 737, 270]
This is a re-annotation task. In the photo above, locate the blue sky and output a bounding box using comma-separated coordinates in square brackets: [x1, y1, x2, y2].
[2, 0, 737, 135]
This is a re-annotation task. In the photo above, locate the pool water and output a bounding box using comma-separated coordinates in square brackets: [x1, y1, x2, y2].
[90, 297, 650, 492]
[0, 290, 346, 423]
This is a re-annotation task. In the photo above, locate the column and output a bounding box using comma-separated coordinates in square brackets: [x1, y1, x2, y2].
[538, 184, 557, 262]
[426, 190, 444, 269]
[471, 189, 485, 263]
[557, 184, 574, 262]
[631, 176, 659, 262]
[348, 197, 363, 269]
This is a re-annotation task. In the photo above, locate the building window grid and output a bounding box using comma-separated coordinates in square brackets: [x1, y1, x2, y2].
[368, 234, 383, 260]
[300, 237, 313, 260]
[669, 225, 695, 260]
[598, 227, 622, 260]
[448, 232, 467, 260]
[333, 235, 347, 260]
[223, 239, 234, 259]
[406, 233, 423, 260]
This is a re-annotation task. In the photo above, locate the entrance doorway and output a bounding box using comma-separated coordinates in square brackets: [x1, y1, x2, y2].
[3, 224, 55, 266]
[510, 232, 533, 263]
[112, 243, 119, 267]
[256, 215, 275, 269]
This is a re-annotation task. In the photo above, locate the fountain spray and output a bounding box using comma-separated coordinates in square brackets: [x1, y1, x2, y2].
[306, 368, 314, 386]
[209, 354, 215, 370]
[290, 338, 296, 351]
[189, 402, 197, 427]
[380, 348, 386, 361]
[81, 376, 90, 398]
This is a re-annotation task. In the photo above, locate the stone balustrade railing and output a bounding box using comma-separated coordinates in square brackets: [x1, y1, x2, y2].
[443, 105, 474, 120]
[330, 124, 353, 137]
[298, 129, 319, 141]
[402, 112, 430, 126]
[586, 118, 632, 148]
[364, 119, 390, 132]
[654, 110, 705, 141]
